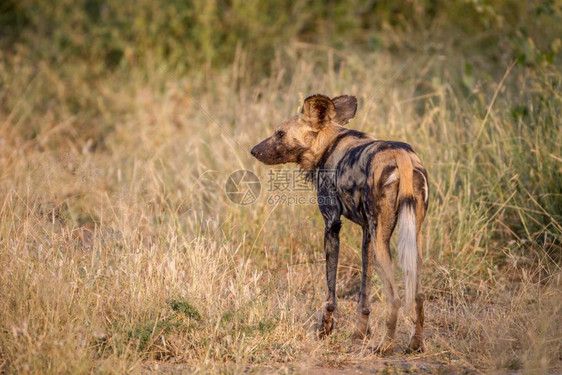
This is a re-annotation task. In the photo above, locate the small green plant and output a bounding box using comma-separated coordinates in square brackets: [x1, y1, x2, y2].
[168, 299, 201, 320]
[128, 317, 180, 352]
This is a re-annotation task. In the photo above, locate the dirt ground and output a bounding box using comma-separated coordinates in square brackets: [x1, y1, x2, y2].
[140, 297, 562, 374]
[142, 356, 482, 374]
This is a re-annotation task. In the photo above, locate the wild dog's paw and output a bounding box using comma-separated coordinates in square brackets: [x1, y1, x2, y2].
[351, 313, 371, 339]
[317, 314, 336, 339]
[405, 337, 425, 354]
[373, 339, 395, 356]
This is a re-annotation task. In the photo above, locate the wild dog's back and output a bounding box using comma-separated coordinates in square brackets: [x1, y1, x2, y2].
[312, 128, 428, 227]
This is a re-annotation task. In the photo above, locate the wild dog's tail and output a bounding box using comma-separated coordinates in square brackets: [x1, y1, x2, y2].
[395, 152, 418, 315]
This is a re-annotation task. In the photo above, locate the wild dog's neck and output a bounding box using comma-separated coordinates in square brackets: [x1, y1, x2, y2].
[298, 126, 348, 173]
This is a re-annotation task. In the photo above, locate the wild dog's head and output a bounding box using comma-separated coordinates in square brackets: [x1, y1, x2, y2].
[250, 94, 357, 168]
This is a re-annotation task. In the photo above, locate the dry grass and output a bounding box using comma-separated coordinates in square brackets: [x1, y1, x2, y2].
[1, 44, 561, 374]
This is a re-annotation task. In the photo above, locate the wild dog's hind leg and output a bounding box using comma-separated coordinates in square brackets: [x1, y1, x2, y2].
[372, 194, 401, 355]
[319, 218, 341, 338]
[354, 226, 374, 338]
[407, 198, 426, 352]
[406, 288, 425, 353]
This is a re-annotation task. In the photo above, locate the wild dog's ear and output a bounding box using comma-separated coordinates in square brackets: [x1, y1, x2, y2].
[332, 95, 357, 125]
[302, 94, 335, 128]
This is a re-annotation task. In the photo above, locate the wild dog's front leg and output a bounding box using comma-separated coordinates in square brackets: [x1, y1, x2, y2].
[353, 227, 373, 338]
[320, 219, 341, 338]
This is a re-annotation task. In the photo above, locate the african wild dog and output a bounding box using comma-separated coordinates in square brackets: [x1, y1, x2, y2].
[251, 94, 429, 354]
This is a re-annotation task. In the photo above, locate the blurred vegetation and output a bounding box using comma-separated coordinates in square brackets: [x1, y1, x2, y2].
[1, 0, 561, 72]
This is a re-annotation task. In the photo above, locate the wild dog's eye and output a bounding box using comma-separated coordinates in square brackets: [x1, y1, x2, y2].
[275, 130, 286, 138]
